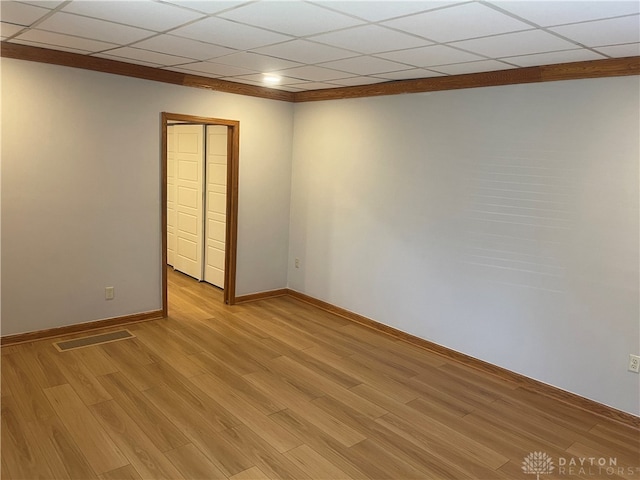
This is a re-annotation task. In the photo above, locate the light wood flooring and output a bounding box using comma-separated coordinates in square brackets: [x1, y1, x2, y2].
[2, 269, 639, 479]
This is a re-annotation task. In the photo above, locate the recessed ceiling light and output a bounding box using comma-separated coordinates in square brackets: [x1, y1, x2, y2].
[263, 74, 281, 85]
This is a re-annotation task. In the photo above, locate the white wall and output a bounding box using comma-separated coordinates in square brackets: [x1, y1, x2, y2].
[1, 58, 293, 335]
[288, 77, 640, 415]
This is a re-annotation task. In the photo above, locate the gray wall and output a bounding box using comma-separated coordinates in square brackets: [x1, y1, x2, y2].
[288, 77, 640, 415]
[1, 58, 293, 334]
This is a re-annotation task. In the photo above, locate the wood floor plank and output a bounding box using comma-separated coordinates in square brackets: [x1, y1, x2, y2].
[588, 421, 640, 455]
[65, 346, 120, 377]
[241, 310, 319, 350]
[351, 383, 510, 471]
[284, 444, 354, 480]
[43, 384, 128, 475]
[565, 442, 638, 480]
[314, 392, 500, 480]
[269, 356, 388, 420]
[142, 376, 241, 434]
[243, 369, 320, 408]
[2, 352, 58, 424]
[220, 425, 311, 480]
[100, 337, 158, 367]
[284, 346, 363, 389]
[98, 464, 143, 480]
[164, 443, 227, 480]
[409, 367, 502, 409]
[192, 372, 302, 453]
[230, 466, 271, 480]
[144, 385, 252, 477]
[189, 350, 286, 415]
[15, 343, 68, 389]
[53, 351, 113, 405]
[34, 410, 99, 480]
[179, 321, 268, 376]
[470, 397, 580, 449]
[270, 409, 371, 480]
[131, 327, 206, 378]
[330, 353, 421, 404]
[89, 400, 184, 480]
[97, 371, 190, 452]
[1, 395, 57, 480]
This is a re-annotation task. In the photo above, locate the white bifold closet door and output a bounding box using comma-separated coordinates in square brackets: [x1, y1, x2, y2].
[168, 124, 205, 281]
[167, 124, 227, 289]
[204, 125, 228, 288]
[167, 126, 177, 267]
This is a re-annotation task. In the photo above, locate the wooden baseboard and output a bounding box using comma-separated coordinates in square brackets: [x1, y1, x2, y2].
[0, 310, 164, 346]
[235, 289, 289, 304]
[286, 289, 640, 429]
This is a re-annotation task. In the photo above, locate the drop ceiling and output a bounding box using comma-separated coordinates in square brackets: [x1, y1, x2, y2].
[1, 0, 638, 92]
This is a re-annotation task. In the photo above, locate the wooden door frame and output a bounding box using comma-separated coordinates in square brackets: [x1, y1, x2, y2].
[161, 112, 240, 314]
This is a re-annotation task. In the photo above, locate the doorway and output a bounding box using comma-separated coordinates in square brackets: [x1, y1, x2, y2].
[161, 112, 240, 314]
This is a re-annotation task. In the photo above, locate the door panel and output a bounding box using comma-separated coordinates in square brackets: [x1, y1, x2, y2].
[204, 125, 228, 288]
[167, 126, 176, 267]
[173, 124, 204, 280]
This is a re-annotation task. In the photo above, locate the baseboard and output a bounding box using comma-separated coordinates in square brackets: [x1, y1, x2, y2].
[0, 310, 164, 346]
[286, 289, 640, 429]
[235, 288, 289, 304]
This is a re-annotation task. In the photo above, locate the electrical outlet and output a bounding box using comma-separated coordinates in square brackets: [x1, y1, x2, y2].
[628, 354, 640, 373]
[105, 286, 115, 300]
[295, 258, 300, 268]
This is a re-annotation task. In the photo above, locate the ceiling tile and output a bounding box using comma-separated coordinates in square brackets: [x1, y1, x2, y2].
[158, 1, 251, 15]
[253, 39, 357, 64]
[61, 0, 204, 32]
[274, 85, 305, 92]
[10, 38, 90, 53]
[171, 61, 255, 77]
[328, 76, 389, 86]
[171, 16, 291, 50]
[130, 34, 235, 61]
[286, 81, 340, 90]
[1, 22, 25, 38]
[504, 49, 607, 67]
[212, 52, 302, 72]
[218, 1, 364, 37]
[36, 12, 155, 44]
[18, 1, 64, 8]
[375, 68, 445, 80]
[12, 28, 118, 52]
[310, 1, 459, 22]
[382, 2, 532, 42]
[376, 44, 484, 67]
[220, 76, 264, 86]
[309, 25, 432, 54]
[430, 59, 516, 75]
[275, 65, 350, 81]
[0, 1, 50, 26]
[488, 1, 640, 27]
[318, 55, 411, 75]
[94, 52, 161, 67]
[97, 46, 194, 66]
[550, 15, 640, 47]
[229, 73, 302, 85]
[595, 43, 640, 57]
[166, 66, 222, 77]
[451, 30, 579, 57]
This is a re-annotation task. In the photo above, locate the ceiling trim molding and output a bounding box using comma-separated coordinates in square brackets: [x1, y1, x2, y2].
[2, 42, 638, 103]
[0, 42, 295, 102]
[293, 56, 640, 102]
